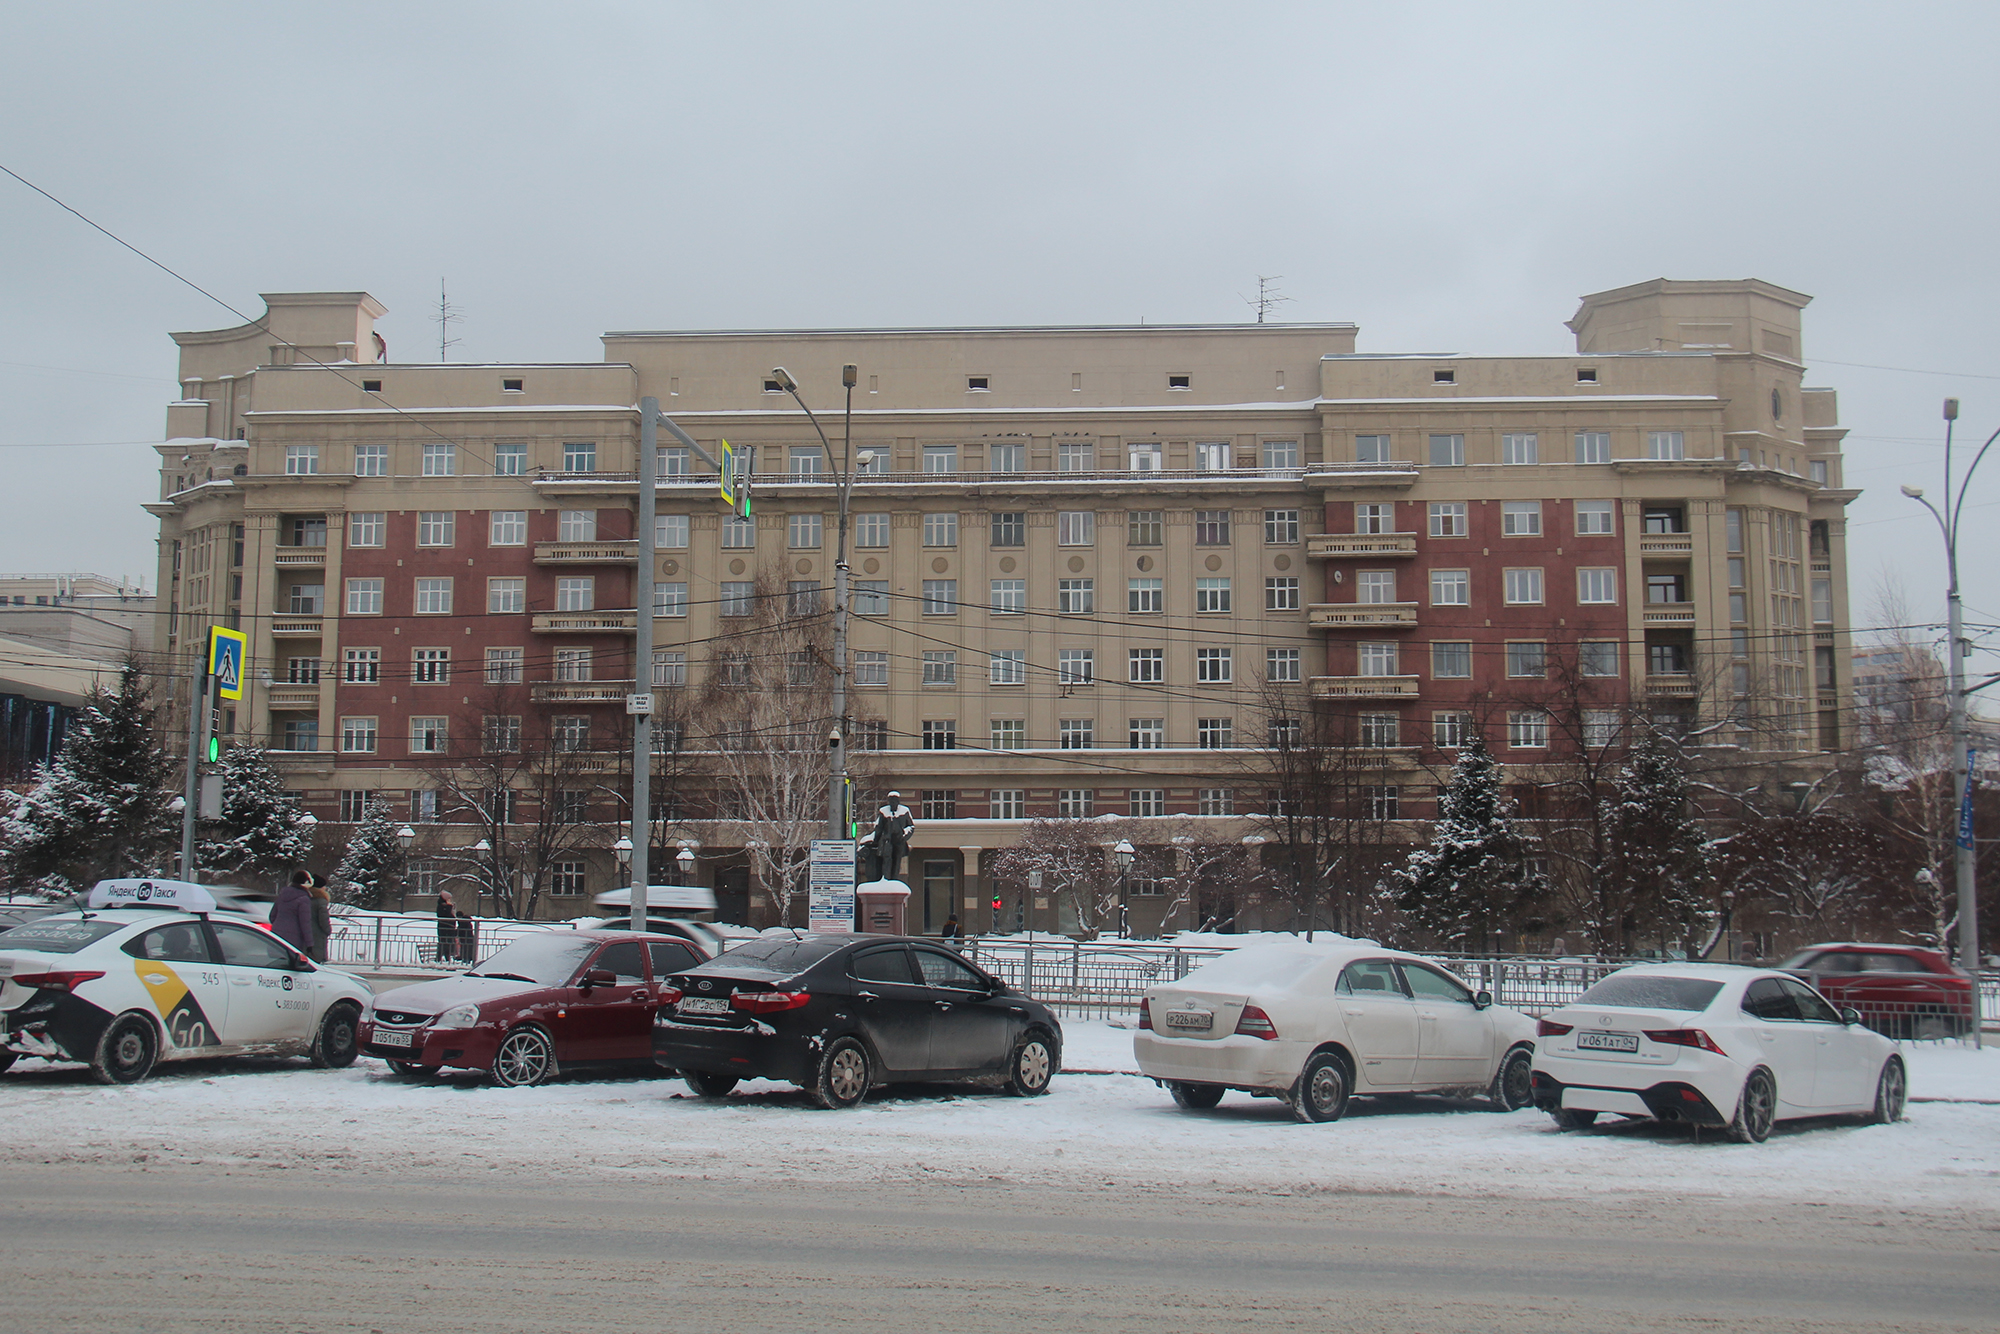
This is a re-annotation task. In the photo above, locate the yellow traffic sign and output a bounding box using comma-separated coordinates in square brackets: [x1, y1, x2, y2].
[208, 625, 248, 701]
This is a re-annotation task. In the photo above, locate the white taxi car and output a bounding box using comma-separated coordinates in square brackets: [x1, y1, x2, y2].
[0, 879, 373, 1083]
[1530, 963, 1905, 1142]
[1134, 939, 1538, 1122]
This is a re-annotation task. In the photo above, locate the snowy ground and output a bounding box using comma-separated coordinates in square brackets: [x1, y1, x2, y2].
[2, 1022, 1996, 1213]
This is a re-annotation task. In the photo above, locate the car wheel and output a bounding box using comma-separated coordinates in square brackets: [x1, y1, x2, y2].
[684, 1069, 740, 1098]
[1490, 1047, 1535, 1112]
[1290, 1052, 1349, 1124]
[1871, 1056, 1907, 1124]
[310, 1002, 361, 1069]
[1168, 1081, 1225, 1110]
[1729, 1068, 1777, 1143]
[385, 1059, 437, 1078]
[1551, 1108, 1598, 1131]
[810, 1036, 871, 1109]
[1006, 1032, 1056, 1097]
[489, 1025, 558, 1088]
[91, 1013, 158, 1085]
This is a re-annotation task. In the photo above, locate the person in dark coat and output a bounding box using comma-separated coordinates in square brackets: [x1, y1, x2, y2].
[305, 872, 332, 963]
[271, 869, 316, 956]
[436, 889, 466, 963]
[941, 915, 961, 940]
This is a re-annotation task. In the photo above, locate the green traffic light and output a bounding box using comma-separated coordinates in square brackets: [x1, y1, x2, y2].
[206, 737, 220, 761]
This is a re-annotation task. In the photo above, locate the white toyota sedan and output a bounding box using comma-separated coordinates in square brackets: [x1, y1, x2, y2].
[1530, 963, 1905, 1142]
[0, 879, 373, 1083]
[1133, 939, 1538, 1122]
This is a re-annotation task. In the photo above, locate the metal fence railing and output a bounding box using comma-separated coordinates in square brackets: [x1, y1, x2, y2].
[324, 915, 500, 970]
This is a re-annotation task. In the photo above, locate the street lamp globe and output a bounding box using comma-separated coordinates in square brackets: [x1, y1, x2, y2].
[612, 836, 633, 873]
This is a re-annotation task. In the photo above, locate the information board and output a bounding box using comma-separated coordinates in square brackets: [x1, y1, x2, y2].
[808, 838, 857, 933]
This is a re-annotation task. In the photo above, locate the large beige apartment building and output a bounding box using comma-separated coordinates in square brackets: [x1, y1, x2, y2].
[146, 279, 1856, 929]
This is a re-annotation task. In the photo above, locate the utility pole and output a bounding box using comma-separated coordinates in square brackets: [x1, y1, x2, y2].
[632, 399, 659, 932]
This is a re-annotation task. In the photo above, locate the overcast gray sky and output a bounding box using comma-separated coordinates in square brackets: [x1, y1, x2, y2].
[5, 1, 1998, 669]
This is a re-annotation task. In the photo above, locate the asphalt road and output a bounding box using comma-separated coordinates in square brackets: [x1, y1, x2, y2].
[5, 1161, 1995, 1333]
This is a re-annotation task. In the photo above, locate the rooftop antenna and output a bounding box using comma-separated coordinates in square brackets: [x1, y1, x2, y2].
[1244, 275, 1292, 324]
[434, 279, 463, 361]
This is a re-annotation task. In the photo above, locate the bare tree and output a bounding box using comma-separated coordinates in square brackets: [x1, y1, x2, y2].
[988, 817, 1124, 936]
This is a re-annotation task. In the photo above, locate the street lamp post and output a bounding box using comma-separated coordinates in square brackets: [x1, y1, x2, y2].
[1902, 396, 2000, 1046]
[1114, 839, 1136, 939]
[676, 843, 696, 885]
[395, 824, 416, 912]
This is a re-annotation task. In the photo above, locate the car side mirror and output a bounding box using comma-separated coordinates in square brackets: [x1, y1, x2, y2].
[1840, 1007, 1863, 1026]
[578, 968, 616, 990]
[1473, 990, 1493, 1010]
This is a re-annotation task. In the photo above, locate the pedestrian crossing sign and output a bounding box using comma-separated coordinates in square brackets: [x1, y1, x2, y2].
[718, 439, 750, 517]
[209, 625, 247, 701]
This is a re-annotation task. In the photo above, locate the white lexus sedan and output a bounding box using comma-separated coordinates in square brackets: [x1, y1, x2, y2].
[1531, 964, 1905, 1142]
[1133, 939, 1538, 1122]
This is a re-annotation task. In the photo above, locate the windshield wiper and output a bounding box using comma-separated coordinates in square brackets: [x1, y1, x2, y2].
[468, 971, 537, 983]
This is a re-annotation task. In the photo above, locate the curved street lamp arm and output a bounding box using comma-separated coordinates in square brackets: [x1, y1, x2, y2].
[1948, 424, 2000, 548]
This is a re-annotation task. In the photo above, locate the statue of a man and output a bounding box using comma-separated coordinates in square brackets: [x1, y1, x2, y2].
[872, 791, 916, 881]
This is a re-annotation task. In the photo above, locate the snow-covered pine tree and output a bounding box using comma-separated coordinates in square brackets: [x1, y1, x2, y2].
[1595, 724, 1709, 953]
[333, 796, 406, 909]
[196, 746, 312, 883]
[1, 665, 178, 894]
[1393, 731, 1540, 949]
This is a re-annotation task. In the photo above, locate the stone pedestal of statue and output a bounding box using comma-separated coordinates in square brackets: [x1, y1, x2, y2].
[856, 878, 911, 935]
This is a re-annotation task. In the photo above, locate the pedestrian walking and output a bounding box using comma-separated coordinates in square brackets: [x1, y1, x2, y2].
[271, 869, 316, 956]
[435, 889, 465, 963]
[304, 872, 332, 962]
[941, 914, 961, 940]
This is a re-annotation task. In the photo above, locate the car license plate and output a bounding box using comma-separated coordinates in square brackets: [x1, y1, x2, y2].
[1577, 1030, 1639, 1053]
[1163, 1009, 1213, 1030]
[678, 997, 730, 1016]
[374, 1028, 414, 1048]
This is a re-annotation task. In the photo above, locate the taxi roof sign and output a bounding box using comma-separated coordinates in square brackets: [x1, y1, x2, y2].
[86, 879, 220, 913]
[208, 626, 248, 701]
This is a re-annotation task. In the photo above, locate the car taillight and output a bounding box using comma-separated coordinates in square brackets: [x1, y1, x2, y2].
[1138, 997, 1153, 1030]
[1537, 1019, 1574, 1038]
[1643, 1028, 1728, 1056]
[656, 986, 683, 1005]
[731, 990, 811, 1014]
[1234, 1005, 1278, 1039]
[12, 970, 105, 992]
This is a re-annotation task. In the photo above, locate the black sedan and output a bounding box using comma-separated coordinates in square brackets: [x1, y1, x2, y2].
[653, 933, 1061, 1108]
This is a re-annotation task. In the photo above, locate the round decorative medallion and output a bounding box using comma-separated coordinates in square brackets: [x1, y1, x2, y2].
[1274, 554, 1292, 571]
[864, 558, 881, 574]
[999, 556, 1017, 573]
[1068, 556, 1086, 573]
[662, 559, 678, 576]
[728, 558, 747, 576]
[931, 557, 950, 574]
[795, 559, 813, 575]
[1204, 555, 1223, 572]
[1136, 555, 1153, 572]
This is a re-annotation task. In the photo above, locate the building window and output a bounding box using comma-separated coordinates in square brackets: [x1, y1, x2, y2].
[555, 577, 595, 612]
[1129, 648, 1164, 683]
[1433, 711, 1472, 750]
[1579, 641, 1619, 677]
[990, 790, 1025, 819]
[1359, 713, 1399, 747]
[413, 648, 451, 684]
[484, 647, 523, 683]
[922, 580, 957, 615]
[1194, 511, 1231, 545]
[287, 584, 324, 615]
[1057, 442, 1095, 471]
[488, 577, 525, 613]
[991, 719, 1026, 749]
[1575, 431, 1611, 465]
[853, 580, 888, 615]
[1646, 573, 1687, 604]
[414, 578, 452, 614]
[545, 862, 585, 898]
[1059, 718, 1094, 749]
[721, 515, 755, 549]
[1428, 434, 1465, 466]
[1811, 459, 1829, 485]
[922, 720, 957, 750]
[558, 509, 597, 542]
[922, 444, 958, 473]
[1644, 505, 1687, 534]
[421, 443, 456, 476]
[1057, 579, 1094, 614]
[1194, 442, 1231, 471]
[1128, 442, 1162, 471]
[1355, 434, 1391, 463]
[916, 790, 957, 821]
[340, 717, 378, 754]
[493, 442, 526, 475]
[1265, 509, 1300, 544]
[1128, 578, 1163, 614]
[1577, 568, 1618, 604]
[409, 716, 448, 754]
[990, 512, 1025, 547]
[1057, 511, 1095, 545]
[561, 442, 597, 472]
[854, 513, 890, 547]
[989, 442, 1025, 473]
[1262, 439, 1299, 469]
[1198, 788, 1233, 816]
[1266, 647, 1301, 682]
[1268, 717, 1302, 748]
[1430, 569, 1469, 606]
[1649, 643, 1691, 675]
[285, 445, 320, 475]
[989, 579, 1026, 614]
[787, 447, 822, 478]
[346, 512, 384, 548]
[1429, 502, 1467, 538]
[1357, 570, 1396, 604]
[282, 719, 319, 752]
[553, 648, 592, 683]
[854, 651, 889, 686]
[1057, 790, 1095, 818]
[1508, 711, 1549, 749]
[1196, 647, 1232, 683]
[1431, 641, 1472, 678]
[989, 650, 1026, 686]
[1501, 433, 1538, 465]
[337, 790, 377, 822]
[1196, 577, 1231, 613]
[656, 514, 689, 549]
[652, 650, 687, 686]
[354, 444, 387, 477]
[1130, 790, 1166, 818]
[922, 651, 957, 686]
[1197, 717, 1233, 748]
[1575, 500, 1615, 535]
[658, 446, 689, 476]
[1584, 710, 1622, 748]
[1504, 568, 1544, 605]
[489, 511, 526, 545]
[340, 648, 379, 684]
[655, 582, 688, 616]
[1501, 501, 1542, 537]
[1358, 642, 1398, 676]
[1506, 642, 1547, 678]
[1058, 649, 1094, 686]
[551, 717, 590, 752]
[922, 512, 956, 547]
[1647, 431, 1686, 461]
[719, 582, 755, 617]
[1129, 718, 1164, 749]
[1364, 786, 1401, 820]
[787, 581, 821, 617]
[1127, 511, 1163, 546]
[1355, 503, 1393, 535]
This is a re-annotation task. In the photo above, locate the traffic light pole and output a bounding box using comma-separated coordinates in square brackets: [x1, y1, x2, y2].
[177, 661, 211, 881]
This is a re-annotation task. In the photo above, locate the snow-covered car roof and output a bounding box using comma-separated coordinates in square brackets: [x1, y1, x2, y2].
[1163, 937, 1419, 993]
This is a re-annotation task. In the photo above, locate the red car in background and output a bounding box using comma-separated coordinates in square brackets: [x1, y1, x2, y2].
[1780, 942, 1975, 1040]
[357, 929, 708, 1085]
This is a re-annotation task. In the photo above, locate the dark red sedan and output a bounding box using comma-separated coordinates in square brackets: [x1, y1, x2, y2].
[357, 929, 708, 1085]
[1780, 942, 1976, 1040]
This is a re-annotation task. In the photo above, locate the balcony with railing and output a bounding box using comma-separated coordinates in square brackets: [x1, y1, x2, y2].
[1645, 675, 1699, 698]
[1306, 533, 1419, 559]
[530, 679, 636, 704]
[266, 683, 320, 710]
[1637, 533, 1695, 557]
[274, 546, 327, 568]
[1641, 601, 1696, 627]
[271, 617, 324, 637]
[530, 609, 638, 634]
[534, 541, 639, 565]
[1307, 602, 1419, 630]
[1308, 674, 1421, 700]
